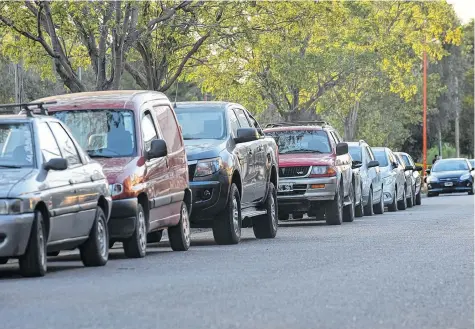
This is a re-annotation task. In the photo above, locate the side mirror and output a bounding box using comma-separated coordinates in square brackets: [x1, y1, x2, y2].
[392, 162, 399, 169]
[470, 167, 474, 172]
[404, 165, 414, 171]
[235, 128, 259, 144]
[425, 169, 431, 174]
[415, 165, 423, 171]
[352, 161, 362, 169]
[367, 160, 379, 168]
[44, 158, 68, 171]
[147, 139, 167, 159]
[335, 142, 348, 156]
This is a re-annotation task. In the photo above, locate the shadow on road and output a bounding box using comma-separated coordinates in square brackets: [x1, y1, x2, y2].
[278, 219, 328, 227]
[0, 263, 85, 280]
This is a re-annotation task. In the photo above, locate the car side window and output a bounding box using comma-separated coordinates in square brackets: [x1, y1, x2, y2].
[333, 130, 343, 143]
[234, 109, 251, 128]
[388, 151, 396, 165]
[327, 131, 337, 148]
[246, 111, 263, 136]
[227, 109, 240, 137]
[363, 146, 373, 164]
[38, 123, 62, 162]
[142, 112, 158, 152]
[154, 105, 181, 153]
[48, 122, 81, 166]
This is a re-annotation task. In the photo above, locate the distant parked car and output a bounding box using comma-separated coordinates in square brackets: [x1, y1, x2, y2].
[0, 103, 112, 277]
[174, 102, 279, 245]
[264, 121, 356, 225]
[348, 140, 384, 216]
[372, 147, 406, 211]
[393, 152, 416, 207]
[426, 158, 475, 196]
[394, 151, 422, 206]
[35, 91, 192, 258]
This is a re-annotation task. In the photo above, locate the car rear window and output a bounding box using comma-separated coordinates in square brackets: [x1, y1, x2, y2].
[0, 123, 34, 167]
[52, 110, 136, 158]
[373, 149, 389, 167]
[174, 107, 226, 140]
[265, 130, 331, 154]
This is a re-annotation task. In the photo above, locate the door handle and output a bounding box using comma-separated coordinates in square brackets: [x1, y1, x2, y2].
[248, 150, 253, 155]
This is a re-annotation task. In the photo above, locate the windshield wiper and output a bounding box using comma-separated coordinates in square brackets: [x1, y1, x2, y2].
[0, 164, 23, 168]
[88, 154, 115, 158]
[183, 137, 201, 140]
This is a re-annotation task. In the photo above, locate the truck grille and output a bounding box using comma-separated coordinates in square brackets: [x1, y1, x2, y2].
[279, 166, 310, 178]
[188, 164, 196, 181]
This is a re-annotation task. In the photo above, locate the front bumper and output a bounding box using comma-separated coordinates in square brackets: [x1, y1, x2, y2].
[428, 180, 472, 194]
[0, 213, 35, 257]
[109, 198, 138, 239]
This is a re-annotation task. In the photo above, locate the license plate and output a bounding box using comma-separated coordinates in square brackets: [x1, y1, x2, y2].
[444, 182, 453, 187]
[278, 183, 293, 192]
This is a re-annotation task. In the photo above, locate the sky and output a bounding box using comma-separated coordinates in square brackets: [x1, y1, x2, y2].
[447, 0, 475, 23]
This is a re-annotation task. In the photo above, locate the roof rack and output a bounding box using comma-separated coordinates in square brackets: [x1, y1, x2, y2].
[265, 121, 331, 128]
[0, 101, 57, 117]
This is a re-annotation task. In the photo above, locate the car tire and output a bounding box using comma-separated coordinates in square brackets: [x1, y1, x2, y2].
[363, 188, 374, 216]
[123, 203, 147, 258]
[343, 184, 355, 222]
[147, 230, 163, 244]
[373, 188, 385, 215]
[253, 182, 278, 239]
[47, 251, 60, 257]
[398, 187, 407, 210]
[407, 186, 414, 208]
[355, 187, 364, 218]
[168, 202, 191, 251]
[325, 185, 343, 225]
[80, 207, 109, 267]
[0, 257, 8, 264]
[415, 189, 422, 205]
[213, 183, 241, 245]
[19, 211, 47, 277]
[388, 187, 398, 212]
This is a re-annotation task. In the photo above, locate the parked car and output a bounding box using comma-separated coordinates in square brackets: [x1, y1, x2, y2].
[264, 121, 356, 225]
[0, 102, 112, 277]
[394, 151, 422, 205]
[174, 102, 279, 245]
[372, 147, 406, 211]
[426, 158, 475, 196]
[347, 140, 384, 216]
[393, 152, 416, 207]
[469, 159, 475, 169]
[34, 91, 192, 258]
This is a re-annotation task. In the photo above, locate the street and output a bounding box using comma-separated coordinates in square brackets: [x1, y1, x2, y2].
[1, 194, 473, 329]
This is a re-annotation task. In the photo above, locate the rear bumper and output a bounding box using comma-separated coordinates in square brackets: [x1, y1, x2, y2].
[109, 198, 138, 239]
[0, 213, 35, 257]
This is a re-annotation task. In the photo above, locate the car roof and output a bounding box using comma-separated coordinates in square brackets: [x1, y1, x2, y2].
[264, 126, 324, 132]
[34, 90, 168, 111]
[0, 113, 60, 124]
[174, 101, 241, 111]
[372, 147, 390, 152]
[347, 141, 365, 147]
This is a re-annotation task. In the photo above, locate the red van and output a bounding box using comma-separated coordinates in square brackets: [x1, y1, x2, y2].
[34, 91, 192, 258]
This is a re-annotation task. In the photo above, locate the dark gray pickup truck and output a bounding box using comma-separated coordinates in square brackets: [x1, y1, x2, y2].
[174, 102, 279, 245]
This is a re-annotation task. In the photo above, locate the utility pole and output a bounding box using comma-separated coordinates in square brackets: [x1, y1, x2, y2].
[423, 50, 427, 173]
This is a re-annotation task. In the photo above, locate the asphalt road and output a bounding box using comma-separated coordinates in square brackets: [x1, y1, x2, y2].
[1, 194, 473, 329]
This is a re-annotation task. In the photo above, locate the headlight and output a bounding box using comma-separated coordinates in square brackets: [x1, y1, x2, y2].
[309, 166, 336, 177]
[383, 176, 395, 185]
[194, 157, 223, 177]
[0, 199, 23, 215]
[460, 173, 471, 181]
[109, 183, 124, 197]
[427, 176, 438, 183]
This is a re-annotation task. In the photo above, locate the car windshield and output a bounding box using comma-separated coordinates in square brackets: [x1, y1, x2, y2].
[265, 130, 331, 154]
[349, 146, 362, 162]
[174, 108, 226, 140]
[0, 123, 34, 168]
[373, 149, 389, 167]
[432, 160, 469, 172]
[52, 110, 136, 157]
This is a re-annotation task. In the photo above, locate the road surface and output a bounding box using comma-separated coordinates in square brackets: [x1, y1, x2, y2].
[1, 194, 473, 329]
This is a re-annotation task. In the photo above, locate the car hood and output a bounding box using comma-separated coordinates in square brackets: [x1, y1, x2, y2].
[93, 157, 135, 183]
[0, 168, 34, 198]
[279, 153, 334, 167]
[430, 170, 469, 179]
[184, 139, 226, 161]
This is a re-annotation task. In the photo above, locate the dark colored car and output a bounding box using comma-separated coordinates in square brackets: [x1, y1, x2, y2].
[35, 91, 192, 258]
[264, 121, 355, 225]
[174, 102, 279, 245]
[426, 158, 475, 196]
[0, 104, 112, 277]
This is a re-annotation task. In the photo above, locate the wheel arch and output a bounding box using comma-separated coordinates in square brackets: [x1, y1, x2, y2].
[34, 201, 50, 240]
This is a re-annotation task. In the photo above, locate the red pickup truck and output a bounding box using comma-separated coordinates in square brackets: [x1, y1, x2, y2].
[264, 121, 359, 225]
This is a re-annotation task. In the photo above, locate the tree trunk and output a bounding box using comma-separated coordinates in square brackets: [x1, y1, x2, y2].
[344, 101, 359, 141]
[438, 124, 443, 158]
[455, 110, 460, 157]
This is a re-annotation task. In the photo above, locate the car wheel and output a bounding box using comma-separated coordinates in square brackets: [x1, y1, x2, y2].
[80, 206, 109, 267]
[47, 251, 60, 257]
[343, 184, 355, 222]
[355, 187, 364, 218]
[363, 188, 374, 216]
[19, 211, 47, 277]
[388, 186, 398, 212]
[415, 189, 422, 205]
[123, 203, 147, 258]
[373, 188, 385, 215]
[147, 230, 163, 244]
[407, 186, 414, 208]
[398, 186, 407, 210]
[0, 257, 8, 265]
[325, 185, 343, 225]
[253, 182, 278, 239]
[213, 183, 241, 245]
[168, 202, 191, 251]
